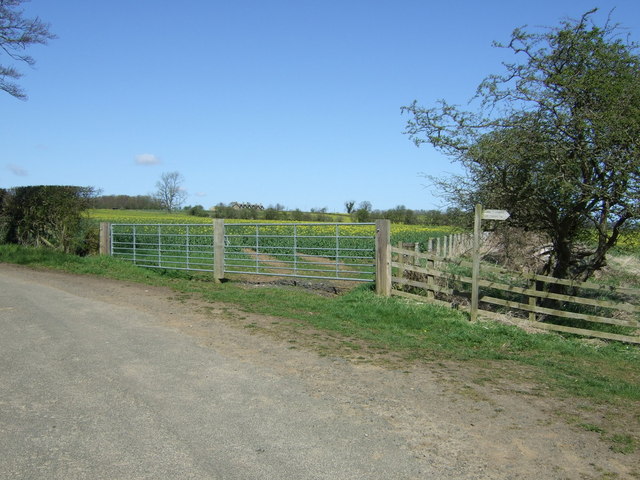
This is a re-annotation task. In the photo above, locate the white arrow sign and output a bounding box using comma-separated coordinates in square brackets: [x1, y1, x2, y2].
[482, 209, 510, 221]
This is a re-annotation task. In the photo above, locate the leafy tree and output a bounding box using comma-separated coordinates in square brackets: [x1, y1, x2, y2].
[0, 188, 8, 240]
[1, 185, 95, 253]
[184, 204, 209, 217]
[0, 0, 55, 99]
[290, 208, 311, 221]
[402, 9, 640, 281]
[382, 205, 418, 225]
[238, 207, 260, 220]
[264, 207, 280, 220]
[211, 203, 237, 219]
[154, 171, 187, 212]
[354, 201, 372, 223]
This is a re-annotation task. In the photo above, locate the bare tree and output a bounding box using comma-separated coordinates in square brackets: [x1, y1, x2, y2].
[154, 171, 187, 212]
[344, 200, 356, 214]
[0, 0, 56, 100]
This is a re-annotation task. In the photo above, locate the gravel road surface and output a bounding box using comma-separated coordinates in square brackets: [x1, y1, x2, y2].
[0, 264, 636, 479]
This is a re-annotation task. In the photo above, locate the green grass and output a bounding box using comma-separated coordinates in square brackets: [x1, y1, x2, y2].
[1, 244, 639, 407]
[609, 433, 637, 454]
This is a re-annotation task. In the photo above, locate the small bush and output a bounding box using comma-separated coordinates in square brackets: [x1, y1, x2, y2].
[1, 185, 96, 253]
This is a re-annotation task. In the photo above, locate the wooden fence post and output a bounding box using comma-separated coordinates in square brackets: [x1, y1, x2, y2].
[99, 222, 111, 255]
[397, 241, 405, 283]
[213, 219, 225, 283]
[427, 255, 435, 300]
[375, 219, 391, 296]
[529, 279, 537, 322]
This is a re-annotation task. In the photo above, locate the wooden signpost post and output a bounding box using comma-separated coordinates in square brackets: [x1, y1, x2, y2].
[470, 204, 510, 322]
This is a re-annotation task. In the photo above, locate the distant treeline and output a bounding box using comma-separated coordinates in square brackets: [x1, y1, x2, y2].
[210, 202, 470, 227]
[211, 203, 334, 222]
[91, 195, 471, 226]
[368, 205, 469, 227]
[93, 195, 162, 210]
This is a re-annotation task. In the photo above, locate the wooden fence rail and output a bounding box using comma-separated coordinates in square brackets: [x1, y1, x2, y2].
[390, 245, 640, 344]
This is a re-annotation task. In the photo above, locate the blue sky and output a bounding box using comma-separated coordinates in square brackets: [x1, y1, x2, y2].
[3, 1, 640, 212]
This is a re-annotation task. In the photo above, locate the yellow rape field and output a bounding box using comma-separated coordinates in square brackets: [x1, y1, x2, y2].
[88, 209, 462, 244]
[614, 231, 640, 252]
[88, 209, 208, 224]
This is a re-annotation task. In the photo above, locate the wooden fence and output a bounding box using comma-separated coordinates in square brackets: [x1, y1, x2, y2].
[388, 244, 640, 344]
[420, 232, 478, 258]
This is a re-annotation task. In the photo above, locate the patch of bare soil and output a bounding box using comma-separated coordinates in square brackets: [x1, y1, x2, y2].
[238, 248, 367, 287]
[5, 264, 639, 479]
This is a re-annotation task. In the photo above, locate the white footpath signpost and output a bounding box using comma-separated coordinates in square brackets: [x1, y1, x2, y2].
[481, 209, 511, 221]
[470, 204, 510, 322]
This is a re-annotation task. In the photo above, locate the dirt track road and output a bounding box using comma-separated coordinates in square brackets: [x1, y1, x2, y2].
[0, 264, 637, 479]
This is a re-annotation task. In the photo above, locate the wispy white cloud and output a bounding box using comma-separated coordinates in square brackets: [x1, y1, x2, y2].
[195, 192, 207, 197]
[135, 153, 161, 165]
[7, 164, 28, 176]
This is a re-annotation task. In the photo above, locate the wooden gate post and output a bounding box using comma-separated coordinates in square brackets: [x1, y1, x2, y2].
[213, 219, 225, 283]
[375, 219, 391, 296]
[99, 222, 111, 255]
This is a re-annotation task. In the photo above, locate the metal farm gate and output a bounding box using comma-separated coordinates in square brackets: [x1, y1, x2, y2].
[109, 222, 377, 282]
[110, 223, 215, 272]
